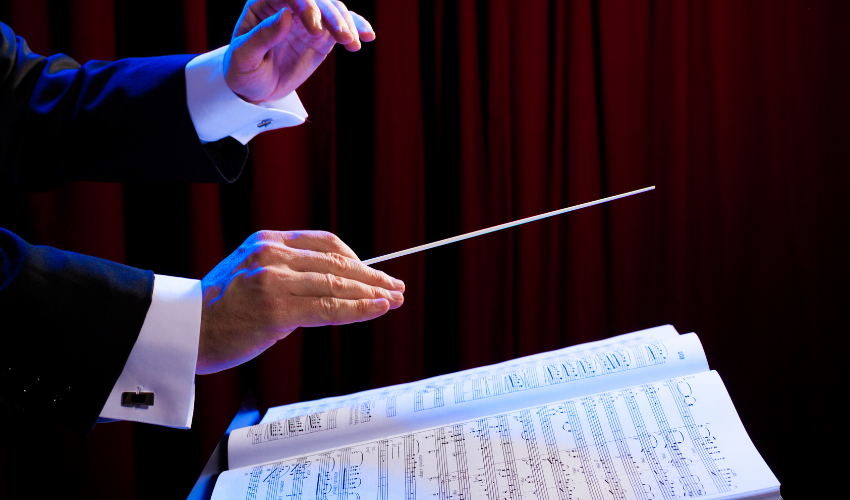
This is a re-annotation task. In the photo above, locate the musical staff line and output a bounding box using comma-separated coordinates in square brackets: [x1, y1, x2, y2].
[404, 435, 417, 500]
[600, 395, 638, 500]
[643, 384, 702, 497]
[496, 415, 522, 500]
[566, 401, 604, 500]
[621, 388, 674, 500]
[434, 427, 451, 500]
[537, 406, 571, 500]
[519, 409, 548, 500]
[666, 379, 729, 493]
[476, 419, 499, 500]
[452, 424, 472, 500]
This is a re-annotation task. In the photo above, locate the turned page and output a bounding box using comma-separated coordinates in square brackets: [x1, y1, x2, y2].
[228, 326, 711, 469]
[213, 370, 779, 500]
[261, 325, 680, 423]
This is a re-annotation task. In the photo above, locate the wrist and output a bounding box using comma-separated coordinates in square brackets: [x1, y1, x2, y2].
[185, 46, 308, 144]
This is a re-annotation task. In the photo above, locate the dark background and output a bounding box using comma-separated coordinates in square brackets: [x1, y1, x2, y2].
[0, 0, 847, 498]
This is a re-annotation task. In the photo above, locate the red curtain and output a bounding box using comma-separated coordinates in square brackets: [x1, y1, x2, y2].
[1, 0, 846, 498]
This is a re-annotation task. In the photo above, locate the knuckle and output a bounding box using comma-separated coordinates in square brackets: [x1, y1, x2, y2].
[317, 296, 337, 322]
[321, 231, 343, 245]
[270, 11, 283, 27]
[324, 273, 346, 292]
[373, 269, 391, 285]
[327, 252, 350, 271]
[355, 299, 370, 316]
[252, 230, 274, 242]
[254, 242, 281, 264]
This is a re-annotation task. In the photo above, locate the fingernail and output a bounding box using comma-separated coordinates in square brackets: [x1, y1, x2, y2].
[392, 279, 405, 291]
[373, 298, 389, 308]
[390, 291, 403, 301]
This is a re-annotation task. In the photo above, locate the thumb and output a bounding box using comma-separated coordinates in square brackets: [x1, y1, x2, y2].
[232, 7, 293, 66]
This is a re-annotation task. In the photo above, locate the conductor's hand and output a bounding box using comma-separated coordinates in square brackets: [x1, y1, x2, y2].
[196, 231, 403, 375]
[224, 0, 376, 104]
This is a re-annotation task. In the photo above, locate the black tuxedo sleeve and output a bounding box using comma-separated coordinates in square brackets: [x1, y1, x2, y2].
[0, 228, 154, 435]
[0, 22, 248, 189]
[0, 22, 249, 435]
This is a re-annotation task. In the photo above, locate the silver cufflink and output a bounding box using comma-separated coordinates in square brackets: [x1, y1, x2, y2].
[257, 118, 273, 128]
[121, 392, 154, 407]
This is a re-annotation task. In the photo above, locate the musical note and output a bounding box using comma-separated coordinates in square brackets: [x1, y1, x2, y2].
[289, 457, 308, 500]
[496, 415, 521, 500]
[433, 427, 451, 500]
[414, 388, 445, 412]
[404, 435, 417, 500]
[583, 396, 626, 500]
[387, 396, 397, 418]
[518, 409, 548, 500]
[261, 462, 285, 500]
[314, 453, 334, 500]
[667, 379, 729, 493]
[475, 418, 499, 500]
[245, 466, 262, 500]
[565, 400, 605, 500]
[247, 409, 339, 446]
[537, 405, 570, 500]
[642, 384, 704, 497]
[452, 424, 472, 500]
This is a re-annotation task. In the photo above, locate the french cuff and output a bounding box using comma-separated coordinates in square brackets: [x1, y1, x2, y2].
[98, 275, 202, 429]
[185, 45, 308, 145]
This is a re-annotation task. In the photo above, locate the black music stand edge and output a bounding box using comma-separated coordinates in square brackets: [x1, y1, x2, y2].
[187, 392, 262, 500]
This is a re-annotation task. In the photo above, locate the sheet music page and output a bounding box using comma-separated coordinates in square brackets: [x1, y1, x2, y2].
[260, 326, 680, 424]
[229, 329, 709, 469]
[213, 370, 779, 500]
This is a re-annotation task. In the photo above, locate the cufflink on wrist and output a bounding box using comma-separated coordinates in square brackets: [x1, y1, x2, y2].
[121, 391, 154, 407]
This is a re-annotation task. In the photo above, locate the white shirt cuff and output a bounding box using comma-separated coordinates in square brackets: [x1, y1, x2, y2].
[185, 45, 308, 145]
[98, 275, 202, 429]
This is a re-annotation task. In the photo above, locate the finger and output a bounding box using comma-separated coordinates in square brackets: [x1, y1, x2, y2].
[314, 0, 354, 44]
[295, 296, 391, 327]
[350, 11, 375, 42]
[234, 8, 293, 64]
[279, 231, 360, 260]
[288, 272, 404, 308]
[291, 249, 405, 291]
[235, 0, 289, 38]
[334, 1, 361, 51]
[294, 0, 324, 35]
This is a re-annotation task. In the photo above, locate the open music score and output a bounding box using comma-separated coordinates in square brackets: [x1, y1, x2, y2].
[211, 326, 780, 500]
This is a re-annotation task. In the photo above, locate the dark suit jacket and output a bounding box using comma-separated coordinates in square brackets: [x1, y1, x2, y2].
[0, 22, 248, 435]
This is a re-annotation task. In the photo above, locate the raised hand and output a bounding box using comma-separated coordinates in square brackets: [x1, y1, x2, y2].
[224, 0, 375, 104]
[196, 231, 404, 375]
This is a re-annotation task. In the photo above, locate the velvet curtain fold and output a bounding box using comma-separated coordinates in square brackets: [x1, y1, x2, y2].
[1, 0, 845, 498]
